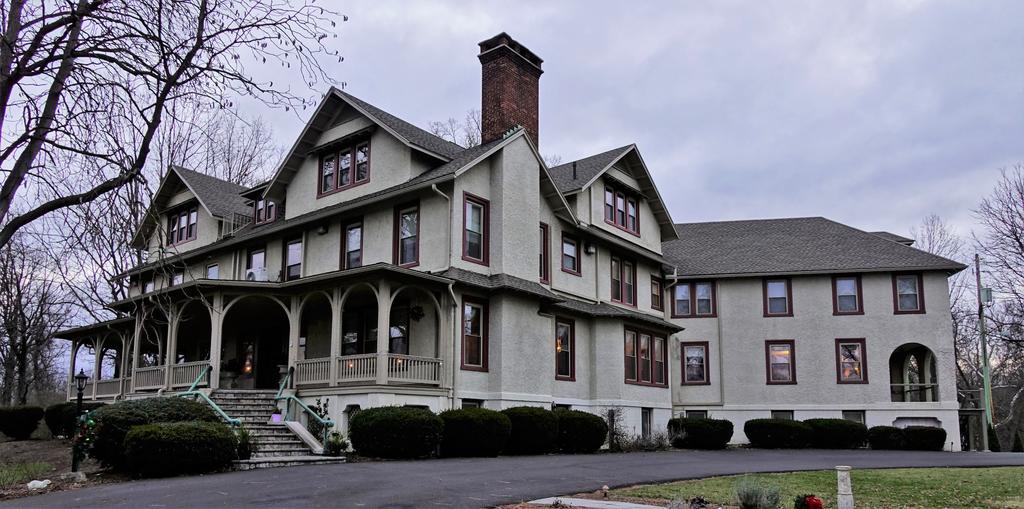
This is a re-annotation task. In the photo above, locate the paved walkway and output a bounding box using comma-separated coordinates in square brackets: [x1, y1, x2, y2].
[4, 450, 1023, 509]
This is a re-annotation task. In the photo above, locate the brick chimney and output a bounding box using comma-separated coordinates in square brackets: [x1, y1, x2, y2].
[478, 32, 543, 146]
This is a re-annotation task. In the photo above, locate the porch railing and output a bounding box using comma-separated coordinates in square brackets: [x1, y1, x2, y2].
[387, 354, 441, 385]
[336, 354, 377, 384]
[134, 366, 166, 390]
[890, 383, 939, 402]
[292, 354, 440, 386]
[95, 379, 121, 397]
[171, 361, 210, 388]
[294, 358, 331, 386]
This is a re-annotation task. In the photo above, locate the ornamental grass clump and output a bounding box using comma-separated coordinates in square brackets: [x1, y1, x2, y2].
[734, 477, 781, 509]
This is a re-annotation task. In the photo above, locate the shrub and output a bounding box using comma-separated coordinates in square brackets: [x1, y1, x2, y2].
[867, 425, 905, 450]
[500, 406, 558, 455]
[124, 422, 237, 477]
[743, 419, 812, 449]
[89, 397, 221, 469]
[349, 406, 443, 459]
[44, 402, 105, 438]
[621, 432, 671, 452]
[803, 418, 867, 449]
[902, 426, 947, 451]
[0, 406, 44, 440]
[439, 408, 511, 457]
[236, 426, 252, 460]
[735, 477, 781, 509]
[668, 417, 734, 450]
[554, 409, 607, 453]
[324, 431, 348, 457]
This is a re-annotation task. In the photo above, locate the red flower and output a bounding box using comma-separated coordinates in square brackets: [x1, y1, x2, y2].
[804, 495, 823, 509]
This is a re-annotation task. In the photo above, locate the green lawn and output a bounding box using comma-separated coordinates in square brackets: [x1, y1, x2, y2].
[0, 462, 51, 490]
[615, 467, 1024, 509]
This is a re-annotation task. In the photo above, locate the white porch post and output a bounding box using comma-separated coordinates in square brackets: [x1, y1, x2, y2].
[164, 305, 178, 390]
[209, 293, 224, 389]
[130, 313, 142, 394]
[92, 336, 102, 400]
[68, 339, 77, 400]
[329, 287, 342, 386]
[438, 292, 454, 390]
[118, 333, 129, 398]
[287, 295, 301, 376]
[376, 281, 392, 385]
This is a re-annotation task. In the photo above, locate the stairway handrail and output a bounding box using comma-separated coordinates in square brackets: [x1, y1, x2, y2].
[275, 367, 333, 446]
[176, 363, 241, 427]
[186, 363, 212, 393]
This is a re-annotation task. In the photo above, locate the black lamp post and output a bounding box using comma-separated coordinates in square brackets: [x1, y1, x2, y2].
[71, 369, 89, 473]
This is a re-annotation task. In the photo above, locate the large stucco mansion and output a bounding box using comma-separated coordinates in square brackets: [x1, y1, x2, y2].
[59, 33, 966, 452]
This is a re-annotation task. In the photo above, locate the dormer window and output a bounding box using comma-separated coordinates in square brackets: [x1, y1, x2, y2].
[255, 199, 276, 224]
[166, 206, 198, 246]
[319, 140, 371, 196]
[603, 185, 639, 235]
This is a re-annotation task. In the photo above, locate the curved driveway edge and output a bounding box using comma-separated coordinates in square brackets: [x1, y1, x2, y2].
[4, 450, 1023, 509]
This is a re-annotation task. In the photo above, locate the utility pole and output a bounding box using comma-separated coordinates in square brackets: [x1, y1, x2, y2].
[975, 254, 994, 452]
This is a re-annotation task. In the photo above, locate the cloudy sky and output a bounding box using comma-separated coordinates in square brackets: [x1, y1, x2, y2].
[260, 1, 1023, 240]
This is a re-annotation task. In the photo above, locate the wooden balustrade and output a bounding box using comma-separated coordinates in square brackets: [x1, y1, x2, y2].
[295, 358, 331, 386]
[134, 366, 166, 390]
[336, 354, 377, 383]
[95, 379, 121, 397]
[171, 361, 210, 388]
[386, 354, 441, 385]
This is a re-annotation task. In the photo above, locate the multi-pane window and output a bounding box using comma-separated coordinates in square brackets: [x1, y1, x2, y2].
[836, 338, 867, 383]
[651, 277, 663, 311]
[247, 248, 266, 270]
[766, 340, 796, 384]
[206, 264, 219, 279]
[343, 222, 362, 269]
[624, 329, 667, 386]
[641, 408, 653, 439]
[764, 279, 792, 316]
[681, 342, 709, 384]
[561, 235, 580, 275]
[463, 194, 488, 264]
[395, 205, 419, 267]
[319, 141, 370, 195]
[539, 223, 550, 283]
[603, 185, 640, 235]
[166, 207, 198, 246]
[255, 199, 276, 224]
[672, 281, 716, 317]
[894, 273, 924, 313]
[285, 239, 302, 281]
[555, 319, 574, 380]
[462, 298, 487, 371]
[842, 410, 866, 425]
[771, 410, 794, 420]
[833, 275, 862, 314]
[389, 305, 410, 355]
[610, 257, 636, 305]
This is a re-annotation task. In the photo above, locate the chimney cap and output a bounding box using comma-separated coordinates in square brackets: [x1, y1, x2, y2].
[478, 32, 543, 73]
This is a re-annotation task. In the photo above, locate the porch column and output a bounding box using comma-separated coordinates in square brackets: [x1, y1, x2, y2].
[67, 339, 77, 400]
[287, 295, 301, 377]
[119, 333, 129, 399]
[92, 336, 102, 399]
[438, 292, 454, 390]
[164, 304, 179, 390]
[130, 313, 142, 393]
[209, 293, 224, 390]
[329, 287, 343, 386]
[376, 281, 392, 385]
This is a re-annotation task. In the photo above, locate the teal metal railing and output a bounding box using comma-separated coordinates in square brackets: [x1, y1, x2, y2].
[177, 364, 241, 427]
[275, 367, 334, 446]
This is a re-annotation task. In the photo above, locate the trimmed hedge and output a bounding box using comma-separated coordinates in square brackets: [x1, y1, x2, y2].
[743, 418, 812, 449]
[554, 409, 607, 453]
[903, 426, 947, 451]
[89, 397, 220, 469]
[501, 407, 559, 455]
[125, 422, 237, 477]
[867, 426, 904, 450]
[439, 408, 511, 457]
[349, 406, 443, 459]
[0, 406, 44, 440]
[668, 417, 734, 450]
[44, 402, 105, 438]
[804, 418, 867, 449]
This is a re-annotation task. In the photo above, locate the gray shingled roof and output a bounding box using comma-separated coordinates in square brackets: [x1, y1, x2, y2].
[338, 91, 465, 159]
[548, 145, 632, 194]
[870, 231, 914, 245]
[549, 299, 683, 331]
[437, 267, 559, 301]
[663, 217, 966, 278]
[172, 166, 250, 218]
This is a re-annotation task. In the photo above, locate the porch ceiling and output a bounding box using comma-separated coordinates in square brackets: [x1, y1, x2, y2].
[54, 316, 135, 341]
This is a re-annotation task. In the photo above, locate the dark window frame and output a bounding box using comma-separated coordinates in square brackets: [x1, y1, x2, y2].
[205, 264, 219, 279]
[624, 327, 669, 388]
[560, 233, 581, 276]
[460, 296, 488, 372]
[393, 202, 420, 268]
[166, 206, 199, 247]
[651, 276, 663, 311]
[765, 339, 797, 385]
[254, 199, 277, 225]
[246, 246, 266, 270]
[610, 255, 637, 307]
[341, 220, 363, 270]
[762, 278, 794, 317]
[892, 272, 926, 314]
[835, 338, 868, 384]
[461, 192, 490, 266]
[539, 222, 550, 283]
[555, 317, 575, 381]
[671, 281, 717, 318]
[283, 237, 303, 281]
[317, 139, 371, 197]
[603, 184, 640, 236]
[832, 274, 864, 315]
[680, 341, 710, 385]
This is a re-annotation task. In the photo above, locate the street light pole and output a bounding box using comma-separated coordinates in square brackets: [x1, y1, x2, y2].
[975, 254, 994, 452]
[72, 369, 89, 473]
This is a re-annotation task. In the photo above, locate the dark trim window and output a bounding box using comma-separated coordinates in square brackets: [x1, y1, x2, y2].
[166, 206, 198, 246]
[318, 140, 370, 196]
[763, 278, 793, 317]
[205, 264, 219, 279]
[610, 256, 636, 306]
[771, 410, 794, 420]
[539, 223, 550, 283]
[394, 203, 419, 267]
[461, 296, 488, 371]
[555, 318, 575, 381]
[343, 221, 363, 269]
[255, 199, 277, 224]
[685, 410, 708, 419]
[681, 341, 710, 385]
[561, 234, 581, 275]
[835, 338, 868, 384]
[604, 185, 640, 235]
[247, 248, 266, 270]
[284, 238, 302, 281]
[842, 410, 866, 425]
[461, 399, 483, 409]
[893, 273, 925, 314]
[672, 281, 716, 317]
[832, 275, 863, 315]
[765, 340, 796, 384]
[462, 193, 489, 265]
[624, 328, 668, 387]
[651, 277, 663, 311]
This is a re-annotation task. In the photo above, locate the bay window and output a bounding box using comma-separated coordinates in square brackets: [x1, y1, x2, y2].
[624, 328, 668, 386]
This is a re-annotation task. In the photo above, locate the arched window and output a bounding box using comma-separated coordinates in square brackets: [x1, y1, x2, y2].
[889, 343, 938, 402]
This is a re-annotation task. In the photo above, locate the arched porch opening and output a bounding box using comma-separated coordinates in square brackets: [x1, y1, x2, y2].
[222, 295, 290, 390]
[300, 292, 333, 360]
[387, 285, 442, 385]
[175, 300, 212, 364]
[889, 343, 938, 402]
[134, 307, 170, 391]
[340, 284, 378, 357]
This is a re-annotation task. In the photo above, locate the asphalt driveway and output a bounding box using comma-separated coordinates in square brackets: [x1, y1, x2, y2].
[5, 450, 1023, 509]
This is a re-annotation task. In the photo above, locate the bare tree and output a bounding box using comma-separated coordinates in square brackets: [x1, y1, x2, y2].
[0, 0, 343, 249]
[429, 109, 481, 148]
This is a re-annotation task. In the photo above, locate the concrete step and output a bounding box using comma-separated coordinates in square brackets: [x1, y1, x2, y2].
[212, 398, 279, 406]
[249, 435, 303, 444]
[255, 441, 307, 452]
[233, 456, 345, 471]
[251, 448, 312, 458]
